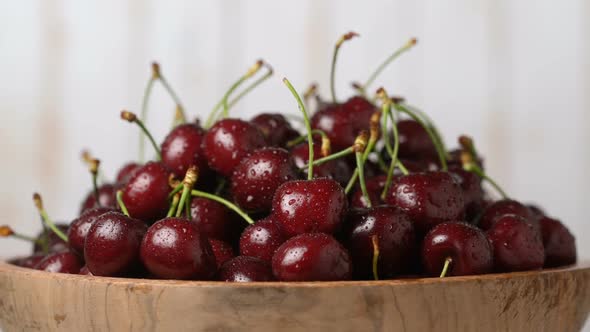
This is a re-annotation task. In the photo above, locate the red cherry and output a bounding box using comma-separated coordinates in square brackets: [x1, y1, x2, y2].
[10, 253, 46, 269]
[116, 162, 142, 185]
[189, 197, 235, 242]
[160, 123, 210, 178]
[449, 168, 484, 222]
[422, 222, 493, 276]
[140, 217, 216, 280]
[209, 238, 235, 268]
[290, 142, 352, 186]
[272, 233, 352, 281]
[67, 207, 114, 256]
[202, 118, 266, 177]
[80, 183, 117, 213]
[271, 178, 347, 237]
[231, 147, 297, 212]
[35, 252, 82, 274]
[33, 223, 69, 254]
[478, 199, 534, 230]
[219, 256, 274, 282]
[539, 216, 577, 267]
[350, 175, 387, 209]
[122, 161, 171, 222]
[397, 119, 437, 160]
[250, 113, 299, 147]
[239, 217, 285, 263]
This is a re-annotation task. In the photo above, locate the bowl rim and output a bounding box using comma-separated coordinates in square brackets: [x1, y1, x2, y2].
[1, 260, 587, 288]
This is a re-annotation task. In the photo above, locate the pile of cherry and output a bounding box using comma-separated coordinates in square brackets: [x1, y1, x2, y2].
[4, 33, 576, 282]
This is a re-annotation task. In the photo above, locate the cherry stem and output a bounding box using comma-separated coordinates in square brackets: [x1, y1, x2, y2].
[156, 70, 187, 123]
[439, 257, 453, 278]
[171, 105, 186, 128]
[371, 235, 380, 281]
[305, 147, 352, 168]
[167, 193, 181, 218]
[459, 135, 478, 159]
[168, 183, 183, 199]
[356, 151, 371, 207]
[0, 226, 38, 243]
[191, 190, 254, 225]
[33, 193, 68, 242]
[88, 158, 101, 207]
[394, 103, 448, 171]
[362, 38, 417, 93]
[286, 130, 329, 149]
[330, 32, 359, 103]
[404, 103, 447, 155]
[283, 77, 314, 180]
[121, 111, 162, 161]
[303, 83, 318, 108]
[464, 161, 508, 199]
[138, 72, 157, 163]
[116, 190, 130, 217]
[227, 63, 273, 110]
[176, 166, 198, 218]
[344, 112, 381, 193]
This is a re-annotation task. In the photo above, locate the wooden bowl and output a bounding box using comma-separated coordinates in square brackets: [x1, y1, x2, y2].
[0, 261, 588, 332]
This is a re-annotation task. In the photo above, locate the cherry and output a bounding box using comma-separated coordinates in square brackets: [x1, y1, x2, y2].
[527, 204, 546, 220]
[9, 253, 45, 269]
[384, 171, 465, 233]
[33, 224, 69, 254]
[35, 252, 82, 274]
[67, 206, 114, 256]
[219, 256, 274, 282]
[121, 161, 171, 222]
[116, 162, 142, 185]
[140, 217, 216, 280]
[239, 217, 285, 263]
[251, 113, 299, 147]
[80, 183, 117, 213]
[478, 199, 534, 230]
[345, 206, 416, 279]
[486, 214, 544, 272]
[272, 233, 352, 281]
[397, 119, 438, 160]
[160, 123, 210, 178]
[209, 238, 235, 268]
[202, 118, 266, 177]
[189, 197, 234, 241]
[231, 147, 297, 212]
[422, 222, 493, 277]
[449, 168, 484, 222]
[84, 211, 147, 277]
[271, 178, 347, 237]
[539, 216, 576, 267]
[350, 175, 387, 209]
[290, 141, 352, 186]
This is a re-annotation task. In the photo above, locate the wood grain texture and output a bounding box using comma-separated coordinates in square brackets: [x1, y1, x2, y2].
[0, 261, 588, 332]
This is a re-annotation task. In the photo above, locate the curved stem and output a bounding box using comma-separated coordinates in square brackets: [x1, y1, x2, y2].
[283, 78, 314, 180]
[344, 112, 381, 192]
[33, 194, 67, 242]
[135, 119, 162, 161]
[286, 130, 328, 148]
[175, 185, 192, 218]
[363, 38, 417, 91]
[305, 147, 353, 168]
[371, 235, 380, 281]
[167, 193, 180, 218]
[116, 190, 130, 217]
[139, 77, 156, 163]
[381, 104, 406, 200]
[439, 257, 453, 278]
[330, 32, 359, 103]
[403, 103, 448, 157]
[167, 183, 183, 199]
[227, 67, 273, 109]
[465, 164, 509, 199]
[222, 76, 249, 118]
[191, 190, 254, 225]
[356, 151, 371, 208]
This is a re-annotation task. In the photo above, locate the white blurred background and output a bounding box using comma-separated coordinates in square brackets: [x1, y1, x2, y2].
[0, 1, 588, 264]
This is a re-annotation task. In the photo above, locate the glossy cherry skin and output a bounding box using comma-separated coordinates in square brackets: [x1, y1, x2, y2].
[272, 233, 352, 281]
[160, 123, 210, 178]
[80, 183, 117, 214]
[33, 223, 69, 254]
[397, 119, 437, 160]
[539, 216, 576, 267]
[271, 178, 347, 237]
[122, 161, 171, 223]
[35, 252, 82, 274]
[239, 217, 285, 263]
[231, 148, 297, 212]
[384, 171, 465, 234]
[84, 211, 147, 277]
[219, 256, 275, 282]
[202, 118, 266, 177]
[250, 113, 299, 147]
[290, 142, 352, 186]
[345, 206, 416, 279]
[209, 238, 235, 268]
[422, 222, 493, 276]
[9, 253, 46, 269]
[140, 217, 216, 280]
[478, 199, 534, 230]
[116, 162, 142, 185]
[486, 214, 544, 272]
[350, 175, 387, 209]
[449, 168, 484, 222]
[189, 197, 234, 241]
[68, 207, 114, 256]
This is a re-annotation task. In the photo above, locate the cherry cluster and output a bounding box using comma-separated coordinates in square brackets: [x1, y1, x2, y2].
[5, 32, 576, 282]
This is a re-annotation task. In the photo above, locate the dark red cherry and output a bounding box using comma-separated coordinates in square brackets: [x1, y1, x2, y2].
[449, 168, 484, 222]
[250, 113, 299, 147]
[209, 238, 235, 268]
[34, 223, 69, 254]
[397, 119, 437, 160]
[422, 222, 493, 276]
[10, 253, 46, 269]
[346, 206, 416, 279]
[272, 233, 352, 281]
[384, 171, 465, 233]
[35, 252, 82, 274]
[271, 178, 347, 237]
[202, 118, 266, 177]
[527, 204, 546, 220]
[290, 142, 352, 186]
[68, 207, 114, 256]
[80, 183, 117, 214]
[239, 217, 285, 263]
[122, 161, 171, 222]
[219, 256, 274, 282]
[116, 162, 142, 185]
[478, 199, 534, 230]
[350, 175, 387, 209]
[84, 211, 147, 277]
[190, 197, 234, 241]
[539, 216, 576, 267]
[140, 217, 216, 280]
[160, 123, 210, 178]
[486, 214, 544, 272]
[231, 148, 297, 212]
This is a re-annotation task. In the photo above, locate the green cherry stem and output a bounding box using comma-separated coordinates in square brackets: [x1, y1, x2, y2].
[0, 226, 39, 243]
[176, 166, 198, 218]
[344, 111, 382, 193]
[305, 147, 353, 168]
[121, 110, 162, 161]
[33, 193, 68, 242]
[138, 63, 159, 163]
[168, 182, 184, 199]
[356, 151, 371, 208]
[286, 129, 329, 149]
[371, 235, 380, 281]
[461, 151, 509, 199]
[402, 103, 447, 155]
[283, 77, 315, 180]
[116, 190, 130, 217]
[155, 65, 187, 123]
[167, 193, 181, 218]
[439, 257, 453, 278]
[330, 32, 359, 103]
[362, 38, 417, 93]
[88, 158, 101, 207]
[191, 190, 254, 225]
[227, 63, 273, 110]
